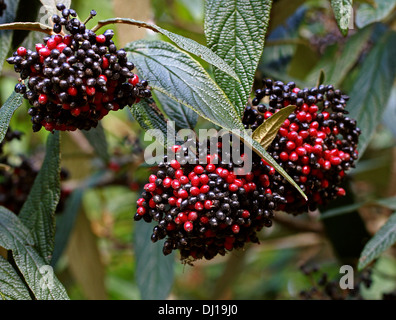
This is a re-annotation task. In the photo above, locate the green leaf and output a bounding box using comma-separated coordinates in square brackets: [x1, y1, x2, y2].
[0, 255, 32, 300]
[19, 132, 61, 265]
[348, 30, 396, 156]
[126, 39, 307, 200]
[0, 92, 24, 144]
[358, 212, 396, 270]
[126, 40, 243, 132]
[204, 0, 272, 115]
[154, 91, 198, 131]
[305, 26, 372, 87]
[82, 123, 110, 163]
[252, 105, 296, 150]
[330, 0, 353, 36]
[0, 0, 20, 75]
[0, 206, 69, 299]
[94, 18, 238, 81]
[134, 221, 174, 300]
[356, 0, 396, 28]
[129, 98, 174, 148]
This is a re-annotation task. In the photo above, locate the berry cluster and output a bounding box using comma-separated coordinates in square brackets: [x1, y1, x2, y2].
[7, 3, 151, 132]
[243, 79, 360, 214]
[134, 138, 286, 261]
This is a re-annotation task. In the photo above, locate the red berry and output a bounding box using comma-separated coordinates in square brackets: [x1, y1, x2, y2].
[231, 224, 240, 234]
[171, 179, 181, 189]
[199, 174, 209, 185]
[17, 47, 27, 56]
[195, 202, 204, 211]
[129, 74, 140, 86]
[86, 86, 96, 96]
[190, 186, 200, 196]
[38, 94, 48, 105]
[184, 221, 193, 232]
[68, 86, 78, 96]
[170, 160, 180, 170]
[96, 34, 106, 43]
[204, 200, 213, 210]
[194, 165, 204, 174]
[179, 175, 189, 185]
[137, 207, 146, 216]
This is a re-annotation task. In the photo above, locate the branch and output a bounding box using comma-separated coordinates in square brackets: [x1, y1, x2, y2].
[91, 18, 159, 33]
[0, 22, 54, 35]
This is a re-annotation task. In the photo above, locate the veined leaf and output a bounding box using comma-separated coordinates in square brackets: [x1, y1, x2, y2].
[0, 0, 20, 75]
[134, 220, 174, 300]
[358, 212, 396, 270]
[348, 30, 396, 156]
[19, 132, 61, 265]
[154, 91, 198, 131]
[0, 92, 24, 144]
[94, 18, 238, 81]
[0, 206, 69, 299]
[331, 0, 353, 36]
[356, 0, 396, 28]
[204, 0, 272, 116]
[0, 255, 32, 300]
[252, 105, 296, 150]
[126, 39, 307, 200]
[129, 98, 176, 148]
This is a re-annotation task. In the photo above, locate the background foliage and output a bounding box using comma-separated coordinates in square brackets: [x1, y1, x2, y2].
[1, 0, 396, 300]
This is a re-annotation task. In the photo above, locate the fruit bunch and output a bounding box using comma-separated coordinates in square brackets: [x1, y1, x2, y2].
[7, 3, 151, 132]
[134, 137, 286, 261]
[134, 78, 360, 262]
[244, 79, 360, 214]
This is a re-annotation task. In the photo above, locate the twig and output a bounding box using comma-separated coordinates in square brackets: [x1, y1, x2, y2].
[0, 22, 54, 35]
[91, 18, 159, 34]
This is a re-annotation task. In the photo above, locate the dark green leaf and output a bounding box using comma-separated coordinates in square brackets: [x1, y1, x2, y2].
[154, 91, 198, 131]
[95, 18, 238, 81]
[126, 40, 242, 132]
[126, 40, 307, 200]
[0, 0, 20, 75]
[356, 0, 396, 28]
[204, 0, 272, 115]
[82, 123, 110, 163]
[358, 212, 396, 270]
[252, 105, 296, 150]
[134, 221, 174, 300]
[0, 206, 69, 299]
[0, 92, 24, 144]
[0, 255, 32, 300]
[331, 0, 353, 36]
[19, 132, 61, 265]
[129, 98, 175, 148]
[348, 30, 396, 156]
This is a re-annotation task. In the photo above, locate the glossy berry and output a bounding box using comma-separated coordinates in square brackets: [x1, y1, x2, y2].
[244, 78, 359, 214]
[6, 4, 151, 133]
[134, 136, 283, 262]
